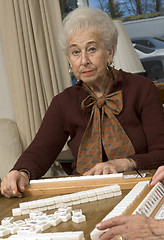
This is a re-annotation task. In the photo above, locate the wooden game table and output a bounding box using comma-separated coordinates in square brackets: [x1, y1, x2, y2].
[0, 172, 154, 240]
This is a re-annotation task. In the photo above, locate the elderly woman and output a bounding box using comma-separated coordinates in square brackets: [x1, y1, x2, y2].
[1, 7, 164, 198]
[96, 166, 164, 240]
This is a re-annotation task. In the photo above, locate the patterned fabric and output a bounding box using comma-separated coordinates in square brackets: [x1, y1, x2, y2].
[76, 71, 135, 174]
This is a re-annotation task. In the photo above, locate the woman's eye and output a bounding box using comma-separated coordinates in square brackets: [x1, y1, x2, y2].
[89, 47, 96, 52]
[72, 50, 80, 55]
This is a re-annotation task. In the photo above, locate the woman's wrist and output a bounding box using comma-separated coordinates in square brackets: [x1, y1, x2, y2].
[19, 169, 30, 181]
[107, 158, 136, 172]
[127, 158, 137, 170]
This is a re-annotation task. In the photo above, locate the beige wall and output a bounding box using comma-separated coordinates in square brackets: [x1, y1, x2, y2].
[0, 33, 15, 121]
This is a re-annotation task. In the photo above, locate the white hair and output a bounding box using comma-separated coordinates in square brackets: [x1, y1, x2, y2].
[59, 7, 118, 55]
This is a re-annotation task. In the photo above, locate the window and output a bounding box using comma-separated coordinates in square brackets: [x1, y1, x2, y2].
[142, 59, 164, 82]
[58, 0, 164, 84]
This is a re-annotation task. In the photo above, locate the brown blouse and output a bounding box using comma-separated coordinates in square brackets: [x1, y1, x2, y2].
[12, 70, 164, 179]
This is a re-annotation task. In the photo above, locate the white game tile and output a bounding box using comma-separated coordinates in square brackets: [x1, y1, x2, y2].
[36, 199, 46, 208]
[34, 216, 48, 222]
[58, 212, 72, 222]
[81, 198, 89, 203]
[72, 200, 81, 205]
[28, 200, 38, 209]
[89, 196, 97, 202]
[1, 217, 14, 225]
[63, 201, 73, 207]
[47, 205, 56, 210]
[47, 215, 62, 226]
[72, 214, 86, 223]
[53, 196, 63, 204]
[87, 190, 97, 197]
[19, 202, 29, 210]
[58, 206, 72, 214]
[78, 191, 88, 199]
[7, 231, 85, 240]
[55, 203, 64, 208]
[62, 195, 72, 203]
[24, 218, 38, 224]
[38, 206, 48, 212]
[17, 224, 41, 234]
[97, 194, 106, 200]
[45, 197, 54, 206]
[72, 209, 82, 216]
[5, 224, 19, 234]
[29, 211, 46, 219]
[13, 220, 25, 226]
[95, 188, 105, 196]
[70, 193, 80, 201]
[36, 221, 51, 231]
[0, 226, 10, 237]
[12, 208, 22, 217]
[105, 192, 113, 198]
[21, 209, 29, 215]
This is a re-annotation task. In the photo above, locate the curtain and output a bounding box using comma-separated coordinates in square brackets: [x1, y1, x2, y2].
[0, 0, 71, 150]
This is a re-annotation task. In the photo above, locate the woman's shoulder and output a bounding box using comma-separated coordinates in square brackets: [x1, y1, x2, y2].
[118, 69, 153, 87]
[112, 69, 157, 100]
[50, 80, 86, 107]
[57, 81, 85, 99]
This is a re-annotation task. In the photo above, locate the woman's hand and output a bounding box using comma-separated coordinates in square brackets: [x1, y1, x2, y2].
[83, 158, 134, 176]
[97, 214, 164, 240]
[1, 170, 29, 198]
[151, 166, 164, 187]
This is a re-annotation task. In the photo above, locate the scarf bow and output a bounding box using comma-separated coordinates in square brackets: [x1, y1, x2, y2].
[76, 78, 135, 175]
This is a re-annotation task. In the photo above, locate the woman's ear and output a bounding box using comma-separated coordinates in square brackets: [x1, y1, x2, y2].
[66, 54, 71, 66]
[68, 60, 72, 68]
[107, 46, 114, 63]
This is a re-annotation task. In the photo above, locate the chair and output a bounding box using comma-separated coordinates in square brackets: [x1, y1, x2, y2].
[0, 118, 70, 180]
[0, 118, 22, 179]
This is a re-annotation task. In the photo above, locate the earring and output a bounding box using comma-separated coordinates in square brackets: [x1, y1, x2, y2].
[106, 64, 111, 72]
[68, 66, 74, 77]
[110, 62, 115, 71]
[106, 62, 115, 72]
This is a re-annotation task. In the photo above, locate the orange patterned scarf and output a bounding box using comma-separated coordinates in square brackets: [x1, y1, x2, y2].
[76, 71, 135, 174]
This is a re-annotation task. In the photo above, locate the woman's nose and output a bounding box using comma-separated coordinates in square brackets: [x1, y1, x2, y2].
[81, 52, 89, 65]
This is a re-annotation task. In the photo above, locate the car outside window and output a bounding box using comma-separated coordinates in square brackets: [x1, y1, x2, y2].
[133, 40, 155, 48]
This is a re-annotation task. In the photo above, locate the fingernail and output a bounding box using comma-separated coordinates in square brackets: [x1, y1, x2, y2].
[96, 223, 101, 228]
[13, 190, 16, 195]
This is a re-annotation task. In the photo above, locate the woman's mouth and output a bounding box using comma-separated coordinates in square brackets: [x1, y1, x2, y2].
[82, 70, 94, 75]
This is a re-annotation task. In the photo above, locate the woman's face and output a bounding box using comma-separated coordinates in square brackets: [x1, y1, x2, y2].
[68, 29, 113, 85]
